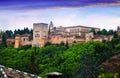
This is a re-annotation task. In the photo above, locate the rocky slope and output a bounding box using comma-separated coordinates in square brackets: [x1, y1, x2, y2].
[100, 53, 120, 73]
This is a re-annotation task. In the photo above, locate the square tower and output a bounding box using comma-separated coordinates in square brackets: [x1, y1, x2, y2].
[32, 23, 48, 47]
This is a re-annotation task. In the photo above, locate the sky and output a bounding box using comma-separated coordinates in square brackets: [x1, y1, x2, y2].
[0, 0, 120, 31]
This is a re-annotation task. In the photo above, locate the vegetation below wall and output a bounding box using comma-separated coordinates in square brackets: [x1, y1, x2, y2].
[0, 37, 120, 78]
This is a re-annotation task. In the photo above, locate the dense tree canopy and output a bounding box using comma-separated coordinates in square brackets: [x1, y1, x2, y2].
[97, 29, 115, 35]
[0, 28, 33, 38]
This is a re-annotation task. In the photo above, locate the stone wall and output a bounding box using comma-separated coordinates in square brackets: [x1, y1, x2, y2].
[32, 23, 48, 47]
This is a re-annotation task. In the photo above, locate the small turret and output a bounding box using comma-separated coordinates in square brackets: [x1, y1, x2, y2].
[48, 21, 54, 38]
[117, 26, 120, 36]
[49, 21, 54, 30]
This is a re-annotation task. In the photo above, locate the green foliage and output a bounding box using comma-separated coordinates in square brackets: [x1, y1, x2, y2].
[65, 41, 69, 49]
[14, 28, 33, 36]
[98, 73, 119, 78]
[74, 52, 99, 78]
[1, 33, 7, 47]
[60, 41, 65, 46]
[19, 45, 32, 50]
[90, 28, 96, 35]
[0, 37, 120, 78]
[97, 29, 107, 35]
[97, 29, 115, 35]
[44, 41, 52, 47]
[30, 50, 39, 74]
[0, 28, 33, 38]
[5, 30, 13, 38]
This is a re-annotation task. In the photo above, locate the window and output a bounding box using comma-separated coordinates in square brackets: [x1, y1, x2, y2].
[24, 38, 25, 41]
[35, 31, 39, 33]
[35, 34, 40, 37]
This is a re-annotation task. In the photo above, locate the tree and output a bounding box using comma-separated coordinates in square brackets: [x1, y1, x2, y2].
[113, 31, 118, 38]
[2, 33, 7, 47]
[97, 31, 101, 35]
[97, 29, 114, 35]
[90, 28, 96, 35]
[74, 52, 99, 78]
[6, 30, 13, 38]
[108, 30, 114, 35]
[60, 41, 65, 46]
[101, 29, 107, 35]
[44, 41, 52, 47]
[66, 41, 69, 49]
[13, 28, 32, 37]
[30, 48, 39, 74]
[19, 45, 32, 50]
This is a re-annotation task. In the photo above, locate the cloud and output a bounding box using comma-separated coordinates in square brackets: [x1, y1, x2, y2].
[0, 5, 120, 31]
[0, 0, 120, 11]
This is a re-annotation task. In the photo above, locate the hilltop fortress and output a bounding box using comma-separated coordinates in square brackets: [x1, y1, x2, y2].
[14, 21, 114, 48]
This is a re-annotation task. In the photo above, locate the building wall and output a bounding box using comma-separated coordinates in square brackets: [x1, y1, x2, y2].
[93, 35, 113, 42]
[32, 23, 48, 47]
[15, 23, 113, 48]
[14, 34, 32, 48]
[7, 38, 15, 46]
[21, 36, 32, 46]
[85, 32, 94, 42]
[50, 35, 66, 44]
[14, 36, 21, 48]
[56, 26, 100, 37]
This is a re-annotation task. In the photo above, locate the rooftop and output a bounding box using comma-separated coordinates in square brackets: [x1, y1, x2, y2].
[46, 72, 62, 76]
[33, 23, 48, 26]
[60, 25, 100, 29]
[0, 65, 41, 78]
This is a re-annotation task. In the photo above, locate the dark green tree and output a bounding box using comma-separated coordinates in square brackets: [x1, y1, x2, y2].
[66, 41, 69, 49]
[30, 48, 39, 74]
[2, 33, 7, 47]
[44, 41, 52, 47]
[90, 28, 96, 35]
[108, 30, 114, 35]
[101, 29, 107, 35]
[74, 52, 99, 78]
[60, 41, 65, 46]
[6, 30, 13, 38]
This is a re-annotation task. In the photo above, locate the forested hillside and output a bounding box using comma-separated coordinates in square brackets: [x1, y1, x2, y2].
[0, 37, 120, 78]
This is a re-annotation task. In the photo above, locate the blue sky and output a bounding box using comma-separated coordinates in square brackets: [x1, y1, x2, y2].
[0, 0, 120, 30]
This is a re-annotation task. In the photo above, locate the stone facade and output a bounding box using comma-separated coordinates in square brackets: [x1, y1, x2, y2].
[14, 22, 114, 48]
[14, 34, 32, 48]
[32, 23, 48, 47]
[93, 35, 113, 42]
[7, 38, 15, 46]
[0, 38, 15, 46]
[14, 34, 21, 48]
[56, 26, 100, 37]
[85, 32, 94, 42]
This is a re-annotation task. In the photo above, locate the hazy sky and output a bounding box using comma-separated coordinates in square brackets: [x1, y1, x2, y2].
[0, 0, 120, 30]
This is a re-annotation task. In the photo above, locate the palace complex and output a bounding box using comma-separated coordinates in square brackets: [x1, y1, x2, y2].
[14, 21, 114, 48]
